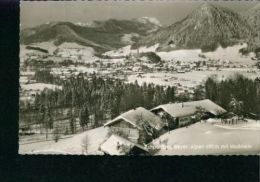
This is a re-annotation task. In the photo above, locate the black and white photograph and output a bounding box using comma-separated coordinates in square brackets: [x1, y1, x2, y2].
[19, 1, 260, 155]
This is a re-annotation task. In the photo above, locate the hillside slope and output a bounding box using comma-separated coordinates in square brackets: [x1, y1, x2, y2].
[133, 3, 254, 52]
[242, 3, 260, 37]
[240, 4, 260, 56]
[20, 18, 161, 53]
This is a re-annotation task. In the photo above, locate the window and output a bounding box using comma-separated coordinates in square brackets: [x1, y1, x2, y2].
[179, 117, 190, 125]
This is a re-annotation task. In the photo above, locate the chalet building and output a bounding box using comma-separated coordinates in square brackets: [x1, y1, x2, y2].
[151, 99, 226, 128]
[100, 134, 149, 155]
[104, 107, 165, 144]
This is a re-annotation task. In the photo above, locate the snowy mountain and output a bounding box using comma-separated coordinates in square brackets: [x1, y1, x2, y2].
[133, 3, 254, 52]
[242, 3, 260, 37]
[240, 4, 260, 56]
[20, 18, 161, 53]
[136, 17, 162, 27]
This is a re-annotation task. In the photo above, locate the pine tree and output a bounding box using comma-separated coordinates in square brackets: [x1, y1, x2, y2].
[79, 106, 89, 130]
[53, 125, 60, 142]
[46, 106, 54, 129]
[229, 97, 244, 116]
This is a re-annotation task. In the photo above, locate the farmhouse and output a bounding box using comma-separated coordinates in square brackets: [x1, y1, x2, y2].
[100, 134, 149, 155]
[104, 107, 165, 144]
[151, 99, 226, 128]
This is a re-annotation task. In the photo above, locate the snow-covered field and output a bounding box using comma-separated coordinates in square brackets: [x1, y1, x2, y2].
[121, 33, 139, 44]
[20, 42, 99, 63]
[215, 120, 260, 130]
[127, 68, 259, 87]
[157, 49, 202, 62]
[103, 44, 159, 57]
[56, 43, 97, 63]
[152, 121, 260, 155]
[21, 83, 62, 91]
[19, 126, 109, 155]
[103, 45, 131, 57]
[203, 44, 255, 65]
[104, 43, 256, 66]
[157, 44, 255, 66]
[29, 41, 58, 55]
[19, 121, 260, 155]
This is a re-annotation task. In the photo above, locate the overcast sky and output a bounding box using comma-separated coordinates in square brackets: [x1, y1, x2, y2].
[21, 1, 258, 29]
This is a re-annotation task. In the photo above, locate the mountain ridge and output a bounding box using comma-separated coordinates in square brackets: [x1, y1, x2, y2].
[132, 3, 254, 52]
[20, 18, 161, 53]
[20, 3, 259, 54]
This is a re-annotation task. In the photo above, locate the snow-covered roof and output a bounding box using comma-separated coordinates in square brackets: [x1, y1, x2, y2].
[151, 99, 226, 118]
[152, 104, 197, 118]
[104, 107, 165, 130]
[100, 134, 148, 155]
[183, 99, 226, 115]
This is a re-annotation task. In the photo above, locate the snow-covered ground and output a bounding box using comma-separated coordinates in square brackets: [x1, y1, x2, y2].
[137, 17, 162, 27]
[20, 45, 47, 63]
[20, 42, 98, 63]
[157, 49, 202, 62]
[103, 45, 132, 57]
[152, 121, 260, 155]
[19, 121, 260, 155]
[157, 44, 255, 66]
[127, 68, 259, 87]
[75, 21, 97, 28]
[121, 33, 139, 44]
[104, 43, 255, 66]
[215, 119, 260, 130]
[21, 83, 62, 91]
[103, 44, 159, 57]
[29, 41, 58, 55]
[19, 126, 109, 155]
[56, 43, 97, 63]
[64, 66, 97, 74]
[203, 44, 256, 65]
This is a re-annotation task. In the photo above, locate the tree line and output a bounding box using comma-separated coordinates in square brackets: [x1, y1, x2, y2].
[23, 72, 176, 130]
[205, 74, 260, 116]
[21, 70, 260, 134]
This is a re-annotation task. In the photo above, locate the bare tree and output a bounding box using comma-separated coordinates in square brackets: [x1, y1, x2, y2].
[81, 134, 88, 155]
[229, 97, 244, 117]
[53, 125, 60, 143]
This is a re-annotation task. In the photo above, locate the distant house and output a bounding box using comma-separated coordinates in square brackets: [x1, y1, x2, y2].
[100, 134, 149, 155]
[104, 107, 165, 144]
[151, 99, 226, 128]
[177, 70, 185, 73]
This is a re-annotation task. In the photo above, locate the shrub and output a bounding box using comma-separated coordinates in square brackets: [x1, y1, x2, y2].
[140, 52, 161, 64]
